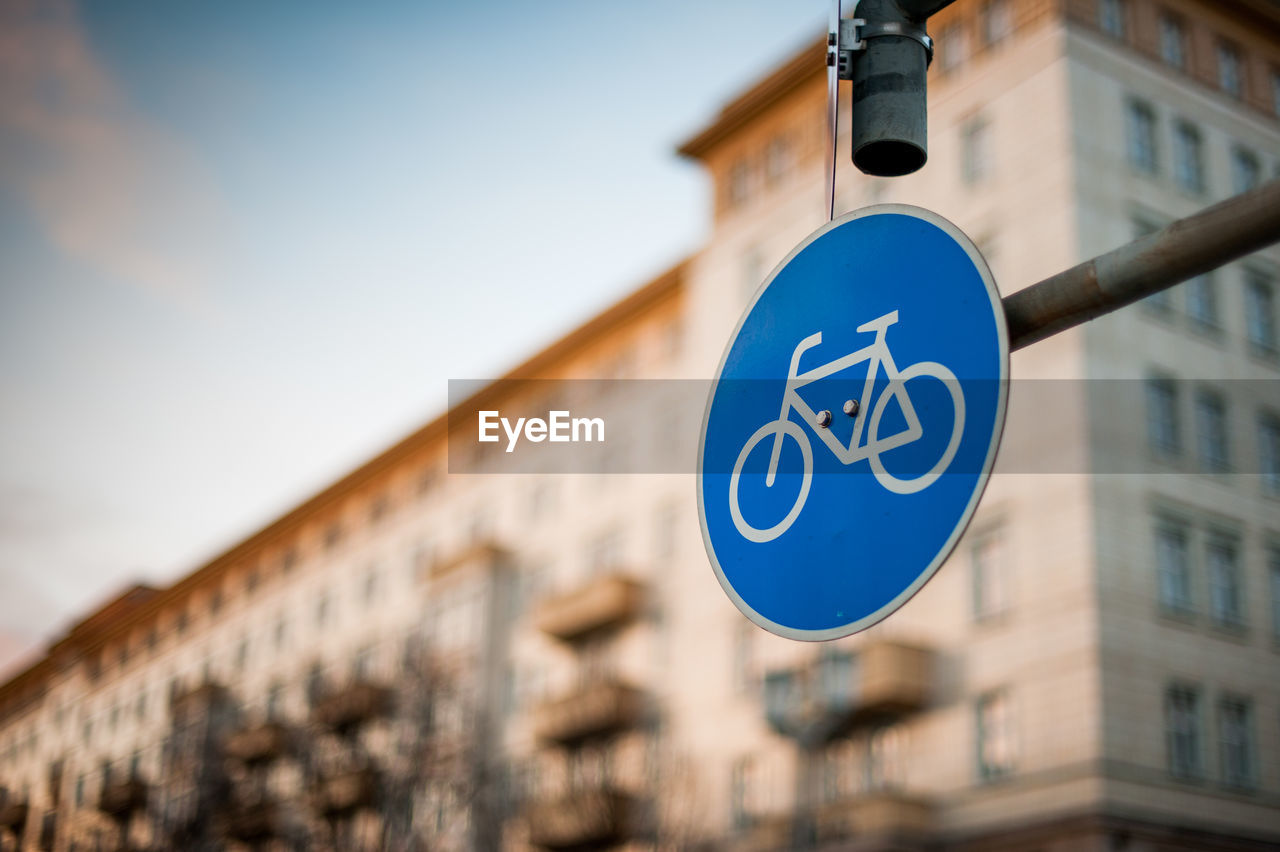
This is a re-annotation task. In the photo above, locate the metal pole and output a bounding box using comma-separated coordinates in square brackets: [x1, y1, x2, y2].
[1004, 179, 1280, 352]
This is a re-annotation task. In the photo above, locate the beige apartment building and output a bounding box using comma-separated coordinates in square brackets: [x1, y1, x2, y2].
[2, 1, 1280, 850]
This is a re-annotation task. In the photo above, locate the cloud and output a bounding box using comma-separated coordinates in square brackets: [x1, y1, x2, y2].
[0, 0, 223, 309]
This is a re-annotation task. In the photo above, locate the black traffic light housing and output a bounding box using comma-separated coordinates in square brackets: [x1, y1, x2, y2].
[836, 0, 957, 177]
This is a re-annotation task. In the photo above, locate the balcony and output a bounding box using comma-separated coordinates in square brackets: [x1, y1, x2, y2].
[317, 766, 379, 817]
[313, 680, 392, 734]
[38, 811, 55, 851]
[0, 795, 28, 831]
[225, 720, 293, 765]
[859, 641, 932, 716]
[764, 641, 933, 743]
[221, 796, 281, 843]
[99, 776, 148, 819]
[429, 541, 509, 580]
[816, 792, 934, 847]
[532, 680, 643, 744]
[525, 788, 631, 849]
[534, 573, 645, 642]
[737, 814, 793, 852]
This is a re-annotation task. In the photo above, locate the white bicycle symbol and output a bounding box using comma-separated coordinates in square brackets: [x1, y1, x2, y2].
[729, 310, 965, 543]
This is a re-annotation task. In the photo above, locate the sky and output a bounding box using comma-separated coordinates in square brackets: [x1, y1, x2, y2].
[0, 0, 825, 671]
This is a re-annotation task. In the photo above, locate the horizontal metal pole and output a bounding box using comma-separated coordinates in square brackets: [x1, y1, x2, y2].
[1003, 179, 1280, 352]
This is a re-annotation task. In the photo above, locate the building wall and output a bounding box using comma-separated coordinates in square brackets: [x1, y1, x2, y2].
[1068, 6, 1280, 842]
[2, 2, 1280, 851]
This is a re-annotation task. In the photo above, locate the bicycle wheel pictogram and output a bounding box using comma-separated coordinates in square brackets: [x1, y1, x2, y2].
[865, 361, 965, 494]
[729, 419, 813, 543]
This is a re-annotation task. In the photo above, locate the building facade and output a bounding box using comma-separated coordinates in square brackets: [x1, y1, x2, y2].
[2, 1, 1279, 850]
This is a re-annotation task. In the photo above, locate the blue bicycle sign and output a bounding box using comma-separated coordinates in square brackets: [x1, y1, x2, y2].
[698, 205, 1008, 641]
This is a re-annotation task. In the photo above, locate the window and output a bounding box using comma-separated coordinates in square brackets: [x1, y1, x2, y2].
[1231, 147, 1261, 195]
[416, 466, 439, 495]
[266, 682, 284, 719]
[938, 23, 970, 72]
[1165, 684, 1202, 779]
[1259, 412, 1280, 495]
[866, 725, 905, 792]
[1244, 269, 1277, 352]
[1273, 68, 1280, 116]
[727, 159, 750, 208]
[235, 637, 249, 670]
[1268, 545, 1280, 638]
[822, 741, 855, 803]
[274, 616, 287, 648]
[1217, 42, 1243, 98]
[1171, 121, 1204, 193]
[324, 522, 342, 550]
[306, 664, 325, 706]
[1146, 376, 1181, 455]
[209, 588, 223, 615]
[981, 0, 1013, 47]
[817, 649, 853, 708]
[1126, 100, 1158, 175]
[976, 690, 1015, 780]
[961, 116, 990, 184]
[1195, 389, 1230, 473]
[764, 136, 793, 184]
[1218, 696, 1255, 789]
[1099, 0, 1125, 38]
[363, 568, 379, 604]
[729, 757, 755, 831]
[1206, 533, 1243, 627]
[1155, 518, 1193, 613]
[1159, 14, 1186, 69]
[1185, 274, 1218, 327]
[972, 530, 1009, 620]
[245, 569, 259, 594]
[316, 593, 330, 627]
